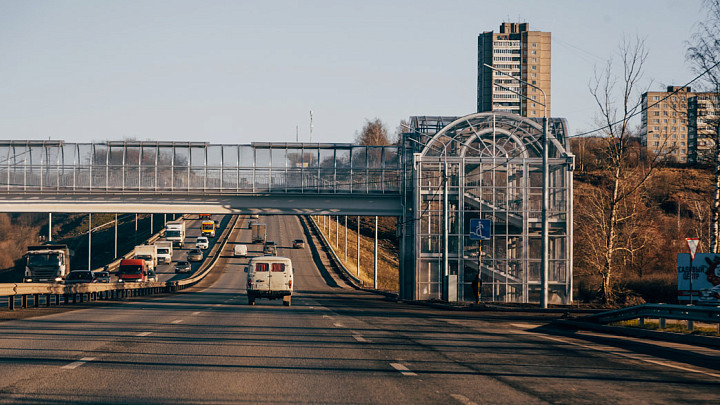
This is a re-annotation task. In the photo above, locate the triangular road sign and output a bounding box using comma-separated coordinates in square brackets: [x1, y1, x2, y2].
[686, 238, 700, 260]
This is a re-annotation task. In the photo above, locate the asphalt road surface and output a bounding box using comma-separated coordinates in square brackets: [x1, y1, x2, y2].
[0, 215, 719, 404]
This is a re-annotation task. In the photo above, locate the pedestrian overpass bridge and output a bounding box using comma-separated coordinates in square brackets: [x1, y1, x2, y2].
[0, 112, 574, 305]
[0, 140, 402, 216]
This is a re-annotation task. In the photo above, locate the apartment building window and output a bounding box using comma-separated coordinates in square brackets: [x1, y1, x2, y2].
[652, 119, 660, 123]
[681, 142, 686, 146]
[531, 111, 536, 115]
[653, 96, 660, 101]
[653, 142, 659, 146]
[532, 58, 537, 63]
[663, 119, 668, 123]
[531, 73, 536, 78]
[663, 111, 668, 116]
[653, 134, 660, 138]
[532, 65, 537, 70]
[653, 127, 659, 131]
[653, 111, 659, 116]
[681, 149, 686, 153]
[531, 50, 536, 55]
[532, 43, 537, 47]
[672, 134, 677, 139]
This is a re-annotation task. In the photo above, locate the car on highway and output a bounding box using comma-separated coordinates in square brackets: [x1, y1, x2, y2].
[175, 260, 191, 273]
[234, 244, 248, 257]
[94, 270, 111, 283]
[245, 256, 294, 306]
[292, 239, 305, 249]
[196, 236, 209, 250]
[147, 269, 158, 282]
[187, 249, 203, 262]
[263, 241, 277, 256]
[64, 270, 97, 284]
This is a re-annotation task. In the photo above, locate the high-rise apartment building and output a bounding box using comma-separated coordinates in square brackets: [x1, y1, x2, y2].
[640, 86, 719, 165]
[641, 86, 692, 163]
[689, 92, 720, 164]
[477, 22, 551, 118]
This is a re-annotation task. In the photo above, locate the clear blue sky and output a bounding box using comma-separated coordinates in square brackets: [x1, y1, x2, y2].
[0, 0, 706, 144]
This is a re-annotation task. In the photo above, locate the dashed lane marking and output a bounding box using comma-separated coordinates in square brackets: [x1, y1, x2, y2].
[171, 319, 184, 324]
[136, 332, 152, 337]
[353, 334, 368, 343]
[192, 311, 202, 315]
[390, 363, 417, 376]
[450, 394, 477, 405]
[333, 322, 344, 328]
[61, 357, 95, 370]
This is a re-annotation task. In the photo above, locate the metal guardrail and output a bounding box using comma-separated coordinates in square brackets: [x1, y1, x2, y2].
[1, 215, 239, 310]
[582, 303, 720, 333]
[307, 215, 364, 287]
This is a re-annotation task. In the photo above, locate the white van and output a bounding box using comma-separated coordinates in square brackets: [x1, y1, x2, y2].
[245, 256, 293, 306]
[234, 244, 247, 257]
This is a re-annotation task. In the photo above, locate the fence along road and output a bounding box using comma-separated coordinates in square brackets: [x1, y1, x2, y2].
[0, 214, 719, 403]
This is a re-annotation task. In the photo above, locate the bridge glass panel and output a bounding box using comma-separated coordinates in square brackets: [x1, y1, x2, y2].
[190, 147, 205, 167]
[271, 148, 286, 168]
[222, 145, 238, 167]
[173, 147, 189, 190]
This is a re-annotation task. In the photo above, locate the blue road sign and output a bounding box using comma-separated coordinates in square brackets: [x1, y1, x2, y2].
[469, 219, 491, 240]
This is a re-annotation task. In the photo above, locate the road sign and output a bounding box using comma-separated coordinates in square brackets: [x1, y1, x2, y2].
[686, 238, 700, 260]
[469, 219, 491, 240]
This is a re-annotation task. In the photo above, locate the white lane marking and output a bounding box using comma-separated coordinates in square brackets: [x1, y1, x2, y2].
[214, 304, 222, 307]
[61, 357, 95, 370]
[353, 334, 368, 343]
[333, 322, 344, 328]
[450, 394, 478, 405]
[390, 362, 417, 376]
[136, 332, 152, 337]
[171, 319, 184, 324]
[322, 315, 332, 319]
[537, 333, 720, 379]
[192, 311, 202, 315]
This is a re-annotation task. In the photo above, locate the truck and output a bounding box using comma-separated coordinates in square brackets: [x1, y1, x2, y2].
[133, 245, 158, 271]
[245, 256, 293, 306]
[154, 241, 173, 264]
[251, 222, 267, 244]
[23, 244, 71, 283]
[117, 259, 148, 283]
[165, 220, 185, 248]
[201, 220, 216, 238]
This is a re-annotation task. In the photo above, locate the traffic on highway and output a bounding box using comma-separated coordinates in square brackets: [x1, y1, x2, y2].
[0, 214, 719, 403]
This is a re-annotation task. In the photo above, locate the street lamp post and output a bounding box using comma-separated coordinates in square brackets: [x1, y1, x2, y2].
[483, 64, 550, 308]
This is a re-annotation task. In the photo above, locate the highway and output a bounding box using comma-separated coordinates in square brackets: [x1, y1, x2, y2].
[0, 215, 719, 403]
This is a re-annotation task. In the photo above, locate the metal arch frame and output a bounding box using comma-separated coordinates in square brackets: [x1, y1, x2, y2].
[405, 112, 572, 304]
[420, 112, 568, 159]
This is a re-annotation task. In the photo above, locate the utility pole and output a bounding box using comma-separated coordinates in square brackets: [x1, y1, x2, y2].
[374, 216, 378, 289]
[114, 213, 118, 258]
[484, 63, 549, 308]
[88, 213, 92, 271]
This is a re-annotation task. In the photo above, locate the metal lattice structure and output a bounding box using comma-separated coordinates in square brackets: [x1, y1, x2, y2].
[0, 141, 400, 194]
[399, 112, 574, 304]
[0, 111, 574, 304]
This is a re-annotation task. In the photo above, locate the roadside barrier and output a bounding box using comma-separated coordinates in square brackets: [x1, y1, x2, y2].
[1, 215, 240, 310]
[581, 303, 720, 333]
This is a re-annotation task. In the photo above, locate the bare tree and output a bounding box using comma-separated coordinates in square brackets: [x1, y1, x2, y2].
[583, 37, 660, 303]
[355, 118, 390, 146]
[687, 0, 720, 252]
